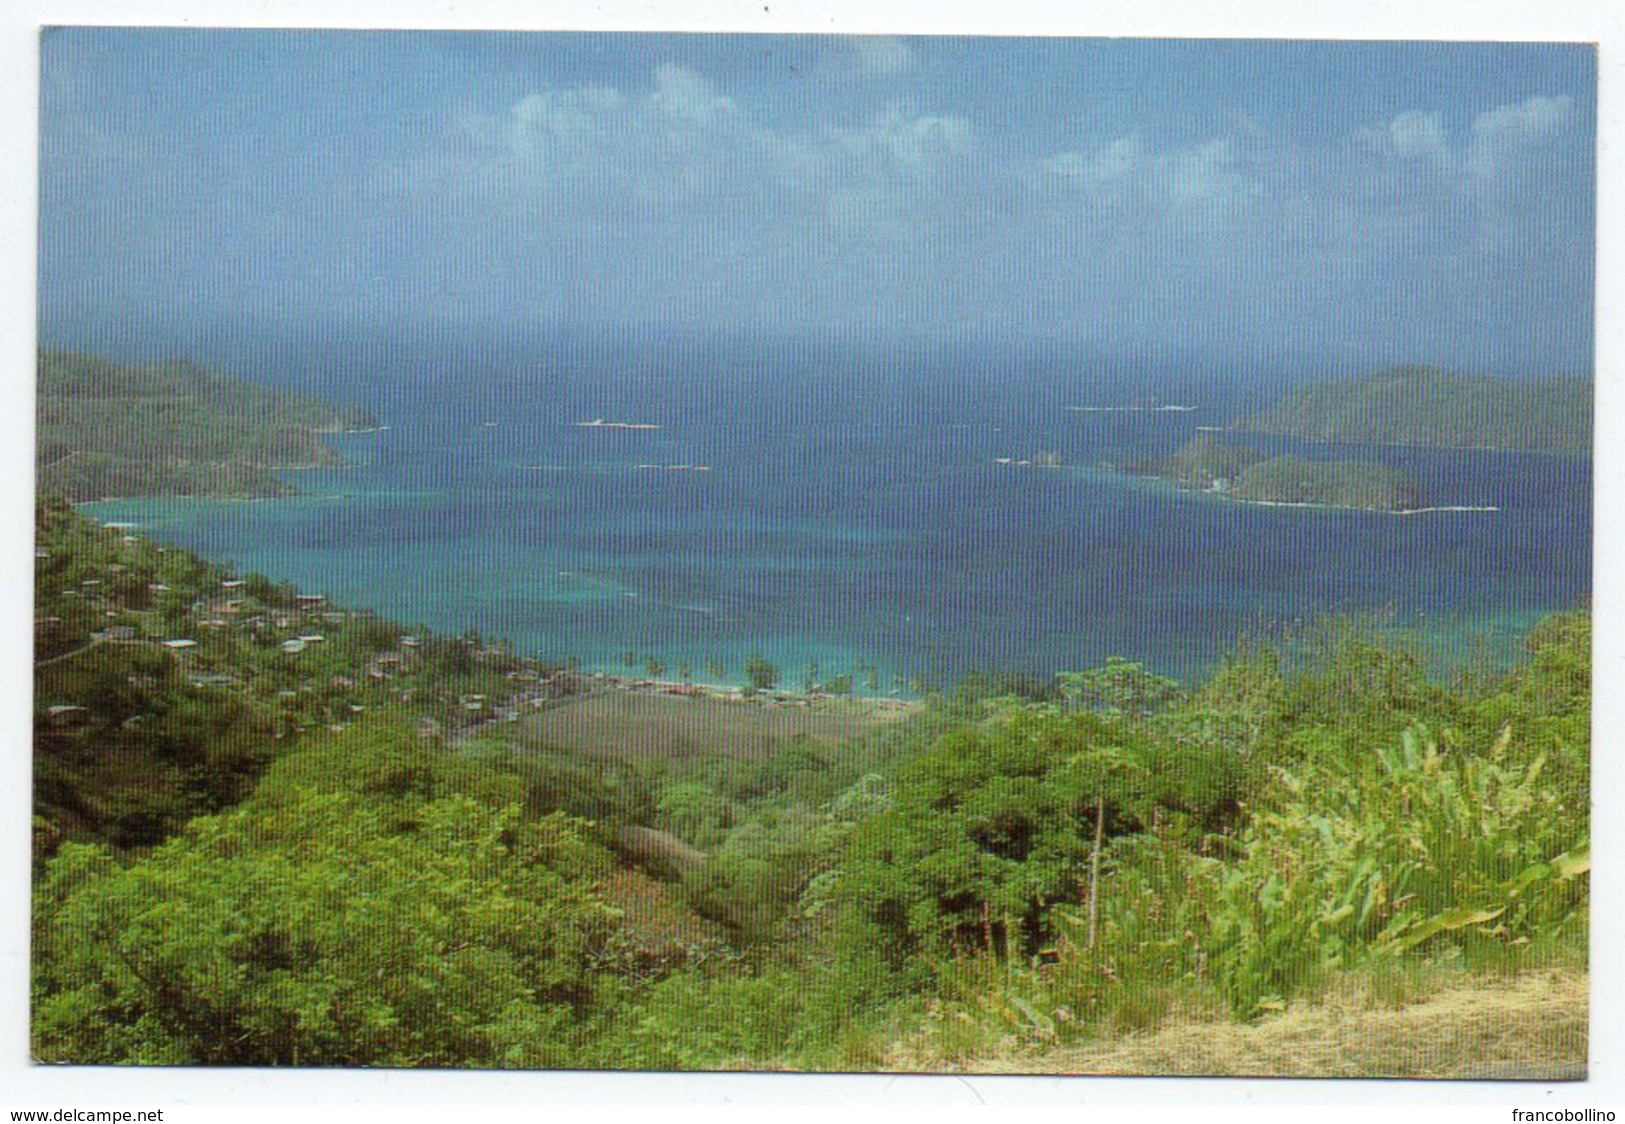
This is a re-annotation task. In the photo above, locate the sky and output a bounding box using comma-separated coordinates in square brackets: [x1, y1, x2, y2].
[36, 29, 1596, 373]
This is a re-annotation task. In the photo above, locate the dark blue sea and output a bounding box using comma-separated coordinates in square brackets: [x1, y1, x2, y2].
[83, 330, 1593, 691]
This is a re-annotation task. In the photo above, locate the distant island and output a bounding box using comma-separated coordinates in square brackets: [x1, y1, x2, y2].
[576, 418, 661, 430]
[995, 451, 1063, 468]
[36, 349, 378, 501]
[1243, 365, 1591, 454]
[1142, 435, 1430, 513]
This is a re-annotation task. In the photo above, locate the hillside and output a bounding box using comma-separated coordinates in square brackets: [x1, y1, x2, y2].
[30, 501, 1589, 1071]
[1152, 433, 1265, 487]
[31, 495, 571, 852]
[36, 349, 379, 500]
[1229, 454, 1426, 512]
[1243, 366, 1591, 453]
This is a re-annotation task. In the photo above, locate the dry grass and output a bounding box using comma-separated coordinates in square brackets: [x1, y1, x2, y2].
[613, 824, 710, 874]
[889, 971, 1588, 1079]
[520, 688, 893, 763]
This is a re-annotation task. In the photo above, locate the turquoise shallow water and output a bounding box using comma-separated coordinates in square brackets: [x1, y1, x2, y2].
[84, 333, 1593, 691]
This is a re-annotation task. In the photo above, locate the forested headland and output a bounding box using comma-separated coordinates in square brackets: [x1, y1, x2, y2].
[1127, 359, 1596, 511]
[31, 497, 1590, 1073]
[1242, 366, 1591, 454]
[36, 350, 379, 500]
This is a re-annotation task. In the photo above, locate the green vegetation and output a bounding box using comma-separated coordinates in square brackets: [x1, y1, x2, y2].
[744, 652, 781, 692]
[37, 349, 379, 500]
[1229, 455, 1426, 512]
[33, 726, 627, 1067]
[31, 500, 1589, 1072]
[1145, 437, 1427, 512]
[1244, 366, 1591, 454]
[32, 496, 564, 858]
[1153, 434, 1264, 488]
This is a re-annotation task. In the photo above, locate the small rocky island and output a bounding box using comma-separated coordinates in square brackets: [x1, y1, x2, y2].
[1143, 435, 1428, 513]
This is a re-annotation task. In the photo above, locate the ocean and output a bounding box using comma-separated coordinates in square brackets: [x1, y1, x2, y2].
[81, 329, 1593, 692]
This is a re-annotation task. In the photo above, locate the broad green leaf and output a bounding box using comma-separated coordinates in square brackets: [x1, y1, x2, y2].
[1392, 905, 1506, 952]
[1551, 844, 1590, 880]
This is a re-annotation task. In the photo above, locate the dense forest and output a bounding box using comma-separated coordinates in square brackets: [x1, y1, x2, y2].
[1143, 436, 1428, 513]
[31, 499, 1590, 1073]
[1243, 366, 1592, 454]
[36, 350, 379, 500]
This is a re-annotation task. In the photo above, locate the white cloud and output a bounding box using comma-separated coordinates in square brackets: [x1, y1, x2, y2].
[464, 65, 744, 174]
[648, 64, 739, 129]
[456, 68, 977, 228]
[1346, 94, 1582, 268]
[495, 85, 629, 163]
[831, 103, 974, 175]
[1386, 109, 1453, 170]
[1040, 133, 1252, 222]
[1369, 95, 1574, 188]
[1466, 94, 1574, 184]
[1166, 138, 1238, 202]
[400, 65, 1586, 344]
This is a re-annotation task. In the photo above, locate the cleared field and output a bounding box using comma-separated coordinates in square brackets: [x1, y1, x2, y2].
[517, 687, 904, 762]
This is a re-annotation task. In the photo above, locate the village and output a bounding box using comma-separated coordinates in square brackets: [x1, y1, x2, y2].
[34, 504, 908, 754]
[33, 508, 575, 738]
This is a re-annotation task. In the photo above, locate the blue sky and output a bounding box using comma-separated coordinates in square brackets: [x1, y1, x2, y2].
[38, 29, 1595, 372]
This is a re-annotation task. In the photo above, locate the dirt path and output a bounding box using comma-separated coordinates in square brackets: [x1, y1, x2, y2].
[35, 635, 157, 669]
[898, 971, 1588, 1079]
[34, 634, 110, 669]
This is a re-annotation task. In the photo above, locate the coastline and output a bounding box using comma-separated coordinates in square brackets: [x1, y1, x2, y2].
[49, 429, 368, 504]
[71, 494, 929, 704]
[1113, 468, 1498, 517]
[1233, 497, 1501, 516]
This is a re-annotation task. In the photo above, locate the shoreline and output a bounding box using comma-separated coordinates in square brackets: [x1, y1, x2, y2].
[1233, 497, 1500, 516]
[52, 413, 373, 506]
[66, 500, 929, 708]
[1113, 469, 1502, 517]
[75, 491, 293, 506]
